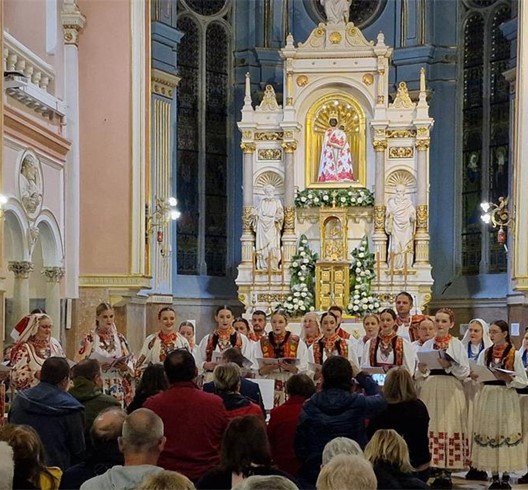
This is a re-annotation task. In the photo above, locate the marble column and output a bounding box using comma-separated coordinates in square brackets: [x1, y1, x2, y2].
[41, 267, 65, 339]
[372, 139, 388, 263]
[281, 141, 297, 267]
[61, 0, 86, 298]
[8, 261, 34, 321]
[240, 143, 256, 264]
[414, 140, 430, 264]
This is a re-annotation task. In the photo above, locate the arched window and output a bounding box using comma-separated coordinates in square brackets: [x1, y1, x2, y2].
[461, 0, 511, 275]
[176, 1, 231, 276]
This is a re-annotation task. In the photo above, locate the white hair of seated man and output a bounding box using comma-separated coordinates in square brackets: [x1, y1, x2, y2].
[316, 454, 377, 490]
[233, 475, 299, 490]
[0, 441, 14, 490]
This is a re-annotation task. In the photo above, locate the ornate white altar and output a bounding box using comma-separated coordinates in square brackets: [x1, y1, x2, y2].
[236, 17, 434, 316]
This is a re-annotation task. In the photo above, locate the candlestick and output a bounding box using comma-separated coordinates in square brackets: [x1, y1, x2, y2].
[420, 67, 426, 93]
[390, 252, 394, 290]
[376, 251, 381, 294]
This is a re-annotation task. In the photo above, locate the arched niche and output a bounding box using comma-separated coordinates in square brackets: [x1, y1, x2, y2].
[35, 211, 63, 267]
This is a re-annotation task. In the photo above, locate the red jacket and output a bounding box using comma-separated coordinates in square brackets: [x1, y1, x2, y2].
[267, 395, 306, 476]
[144, 381, 229, 481]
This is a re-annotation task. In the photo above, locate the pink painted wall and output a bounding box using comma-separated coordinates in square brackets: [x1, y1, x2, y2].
[78, 0, 132, 275]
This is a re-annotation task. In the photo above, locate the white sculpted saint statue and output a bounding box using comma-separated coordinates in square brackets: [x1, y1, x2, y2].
[385, 184, 416, 270]
[317, 116, 355, 183]
[320, 0, 352, 24]
[253, 184, 284, 270]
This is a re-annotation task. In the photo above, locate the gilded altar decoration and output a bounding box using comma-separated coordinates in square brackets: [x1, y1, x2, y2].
[256, 85, 281, 111]
[391, 82, 415, 109]
[388, 146, 414, 159]
[372, 139, 388, 152]
[242, 206, 253, 232]
[374, 205, 386, 231]
[305, 94, 366, 187]
[386, 129, 417, 138]
[362, 73, 374, 86]
[258, 149, 282, 160]
[416, 204, 428, 231]
[415, 139, 430, 151]
[296, 75, 309, 87]
[281, 141, 298, 154]
[416, 127, 429, 137]
[240, 142, 256, 153]
[255, 131, 284, 141]
[322, 216, 346, 261]
[283, 207, 296, 232]
[242, 130, 253, 139]
[329, 31, 343, 44]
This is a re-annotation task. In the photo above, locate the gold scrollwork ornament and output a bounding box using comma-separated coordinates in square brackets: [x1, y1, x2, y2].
[283, 207, 296, 232]
[374, 205, 386, 231]
[416, 204, 428, 230]
[240, 142, 256, 154]
[415, 139, 430, 151]
[242, 207, 253, 232]
[281, 141, 298, 154]
[372, 140, 388, 152]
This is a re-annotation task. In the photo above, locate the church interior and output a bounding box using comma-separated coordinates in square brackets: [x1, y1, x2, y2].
[0, 0, 526, 356]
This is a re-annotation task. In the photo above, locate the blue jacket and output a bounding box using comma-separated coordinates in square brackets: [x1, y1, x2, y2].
[9, 381, 86, 470]
[203, 377, 265, 414]
[295, 372, 386, 486]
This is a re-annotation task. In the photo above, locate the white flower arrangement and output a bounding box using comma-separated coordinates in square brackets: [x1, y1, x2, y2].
[294, 187, 374, 208]
[277, 234, 318, 316]
[346, 235, 380, 316]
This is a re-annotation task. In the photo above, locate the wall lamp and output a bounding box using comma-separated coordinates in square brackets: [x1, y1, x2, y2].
[145, 196, 180, 243]
[480, 196, 512, 251]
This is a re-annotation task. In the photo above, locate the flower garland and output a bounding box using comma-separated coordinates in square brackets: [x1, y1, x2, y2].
[346, 235, 381, 316]
[295, 187, 374, 208]
[278, 234, 318, 316]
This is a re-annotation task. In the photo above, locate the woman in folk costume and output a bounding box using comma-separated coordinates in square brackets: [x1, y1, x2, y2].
[10, 313, 65, 390]
[471, 321, 527, 489]
[361, 308, 416, 375]
[135, 307, 190, 374]
[198, 306, 254, 382]
[308, 312, 358, 383]
[301, 311, 322, 348]
[76, 302, 134, 407]
[516, 329, 528, 485]
[460, 318, 493, 482]
[416, 307, 470, 489]
[354, 313, 380, 365]
[233, 317, 258, 342]
[254, 310, 308, 407]
[178, 321, 200, 360]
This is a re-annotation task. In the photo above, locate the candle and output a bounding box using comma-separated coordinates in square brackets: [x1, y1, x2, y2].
[420, 67, 426, 93]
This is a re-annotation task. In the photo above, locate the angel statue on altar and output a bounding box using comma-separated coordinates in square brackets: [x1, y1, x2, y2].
[317, 115, 355, 183]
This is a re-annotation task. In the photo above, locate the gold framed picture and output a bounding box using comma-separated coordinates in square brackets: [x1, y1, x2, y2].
[305, 93, 367, 188]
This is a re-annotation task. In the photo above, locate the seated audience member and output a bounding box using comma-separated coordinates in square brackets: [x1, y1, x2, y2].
[0, 441, 14, 490]
[60, 407, 126, 490]
[364, 429, 428, 489]
[9, 356, 85, 470]
[212, 363, 263, 419]
[197, 415, 295, 490]
[144, 349, 229, 481]
[127, 363, 169, 414]
[316, 454, 377, 490]
[295, 356, 385, 486]
[234, 475, 299, 490]
[267, 374, 316, 476]
[137, 470, 196, 490]
[366, 367, 431, 480]
[80, 408, 165, 490]
[69, 359, 120, 436]
[321, 437, 364, 465]
[0, 424, 62, 490]
[203, 347, 264, 413]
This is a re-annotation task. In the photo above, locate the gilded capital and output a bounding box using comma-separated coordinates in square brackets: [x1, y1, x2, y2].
[283, 207, 296, 232]
[240, 142, 256, 154]
[41, 266, 66, 283]
[8, 261, 34, 279]
[372, 140, 388, 152]
[242, 206, 254, 232]
[374, 205, 386, 231]
[61, 0, 86, 46]
[416, 204, 428, 230]
[281, 141, 298, 154]
[415, 139, 430, 151]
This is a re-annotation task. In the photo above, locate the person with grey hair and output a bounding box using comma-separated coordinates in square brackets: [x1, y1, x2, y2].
[80, 408, 165, 490]
[316, 454, 377, 490]
[321, 437, 363, 465]
[0, 441, 14, 490]
[234, 475, 299, 490]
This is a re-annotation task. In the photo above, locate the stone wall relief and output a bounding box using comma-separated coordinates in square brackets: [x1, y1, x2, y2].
[18, 151, 43, 219]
